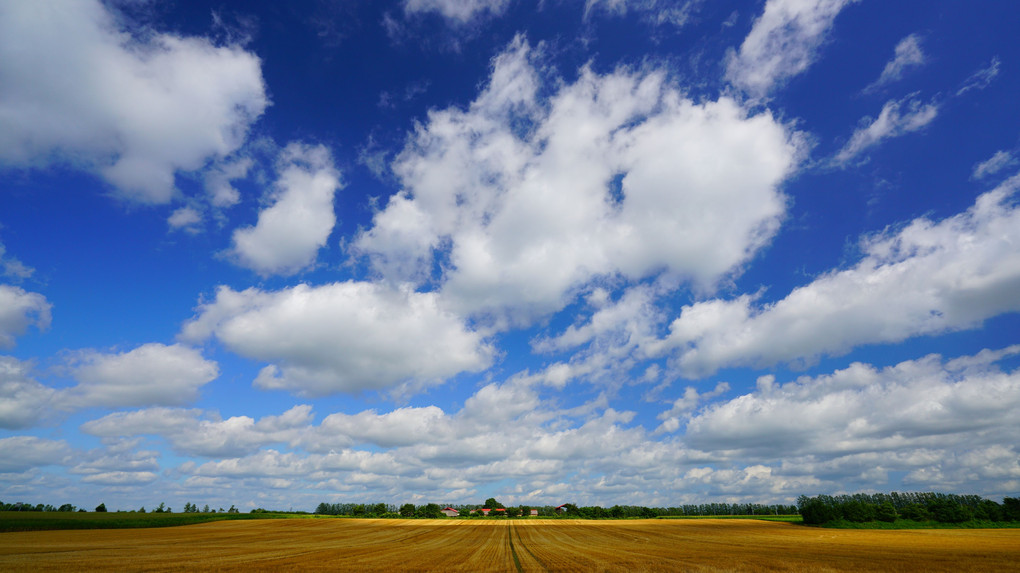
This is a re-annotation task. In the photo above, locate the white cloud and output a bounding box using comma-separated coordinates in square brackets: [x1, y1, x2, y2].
[167, 206, 202, 232]
[725, 0, 858, 96]
[0, 0, 267, 203]
[662, 175, 1020, 377]
[402, 0, 510, 24]
[683, 348, 1020, 463]
[82, 405, 312, 458]
[65, 343, 218, 408]
[956, 56, 1000, 97]
[229, 143, 342, 276]
[584, 0, 699, 27]
[655, 381, 729, 434]
[0, 356, 56, 429]
[0, 243, 34, 281]
[0, 436, 70, 473]
[0, 285, 51, 348]
[833, 95, 938, 165]
[972, 150, 1017, 180]
[205, 156, 254, 208]
[866, 33, 925, 91]
[358, 36, 801, 324]
[180, 282, 493, 396]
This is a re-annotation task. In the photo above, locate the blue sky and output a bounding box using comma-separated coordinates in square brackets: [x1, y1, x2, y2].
[1, 0, 1019, 512]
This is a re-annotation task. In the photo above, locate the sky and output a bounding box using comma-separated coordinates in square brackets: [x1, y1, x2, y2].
[1, 0, 1019, 512]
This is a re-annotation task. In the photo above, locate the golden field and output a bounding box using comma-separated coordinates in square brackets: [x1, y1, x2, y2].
[1, 518, 1018, 572]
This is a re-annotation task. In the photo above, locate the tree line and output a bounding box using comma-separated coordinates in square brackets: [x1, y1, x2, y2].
[1, 500, 242, 514]
[314, 498, 798, 519]
[798, 492, 1020, 525]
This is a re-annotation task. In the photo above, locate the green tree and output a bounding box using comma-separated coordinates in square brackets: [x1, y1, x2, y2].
[416, 503, 442, 518]
[399, 503, 416, 517]
[898, 503, 929, 521]
[506, 507, 521, 518]
[58, 503, 76, 512]
[875, 501, 897, 522]
[483, 497, 505, 510]
[95, 503, 107, 512]
[202, 504, 210, 513]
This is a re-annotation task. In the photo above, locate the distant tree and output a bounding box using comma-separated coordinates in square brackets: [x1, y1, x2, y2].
[875, 501, 897, 522]
[372, 503, 388, 516]
[399, 503, 416, 517]
[898, 503, 929, 521]
[138, 506, 146, 513]
[1003, 497, 1020, 521]
[155, 502, 166, 514]
[202, 504, 210, 513]
[506, 507, 521, 518]
[95, 503, 107, 513]
[228, 505, 238, 514]
[842, 501, 875, 522]
[416, 503, 442, 518]
[483, 498, 505, 510]
[58, 504, 76, 512]
[928, 499, 972, 523]
[797, 496, 840, 525]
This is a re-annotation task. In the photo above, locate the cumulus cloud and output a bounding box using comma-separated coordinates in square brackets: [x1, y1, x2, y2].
[229, 143, 342, 276]
[725, 0, 858, 96]
[833, 95, 938, 165]
[65, 343, 219, 408]
[972, 150, 1017, 180]
[402, 0, 510, 24]
[0, 243, 34, 281]
[865, 33, 925, 92]
[82, 405, 312, 458]
[0, 436, 70, 473]
[0, 356, 56, 429]
[167, 206, 203, 232]
[357, 36, 801, 324]
[0, 284, 51, 348]
[683, 347, 1020, 464]
[0, 0, 268, 203]
[662, 174, 1020, 377]
[204, 156, 254, 208]
[180, 282, 493, 396]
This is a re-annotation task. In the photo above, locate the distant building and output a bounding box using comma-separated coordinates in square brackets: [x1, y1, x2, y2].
[441, 507, 459, 517]
[555, 504, 569, 514]
[529, 509, 539, 516]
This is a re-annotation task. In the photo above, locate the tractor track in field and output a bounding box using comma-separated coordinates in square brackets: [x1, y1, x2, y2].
[510, 521, 550, 572]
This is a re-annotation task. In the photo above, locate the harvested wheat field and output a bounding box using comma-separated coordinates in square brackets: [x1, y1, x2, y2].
[2, 518, 1018, 572]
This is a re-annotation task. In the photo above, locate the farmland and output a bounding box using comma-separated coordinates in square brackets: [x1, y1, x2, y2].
[2, 518, 1018, 572]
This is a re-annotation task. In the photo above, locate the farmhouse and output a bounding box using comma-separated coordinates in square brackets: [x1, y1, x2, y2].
[441, 507, 459, 517]
[529, 509, 539, 516]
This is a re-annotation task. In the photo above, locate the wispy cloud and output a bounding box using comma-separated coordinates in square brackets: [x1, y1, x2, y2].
[725, 0, 859, 97]
[864, 33, 925, 92]
[956, 56, 1001, 96]
[834, 95, 938, 165]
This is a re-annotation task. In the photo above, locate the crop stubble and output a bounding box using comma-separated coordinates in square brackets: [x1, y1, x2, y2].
[1, 518, 1017, 572]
